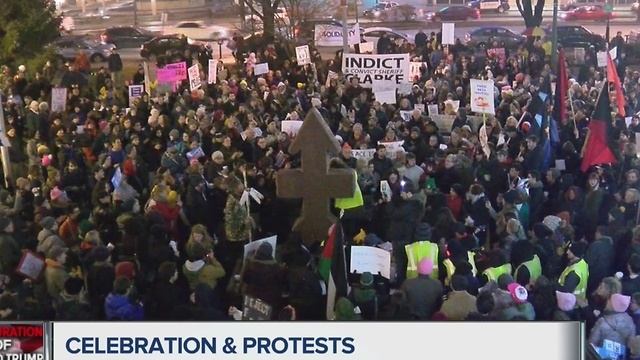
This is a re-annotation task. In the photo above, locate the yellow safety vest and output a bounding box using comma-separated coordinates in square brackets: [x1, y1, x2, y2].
[558, 259, 589, 301]
[405, 241, 439, 280]
[482, 263, 512, 282]
[335, 172, 364, 210]
[515, 255, 542, 285]
[443, 252, 477, 286]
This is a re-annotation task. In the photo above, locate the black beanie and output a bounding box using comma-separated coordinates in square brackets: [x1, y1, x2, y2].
[569, 241, 587, 258]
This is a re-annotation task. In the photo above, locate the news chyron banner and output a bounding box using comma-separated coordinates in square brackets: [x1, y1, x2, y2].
[0, 322, 49, 360]
[52, 322, 584, 360]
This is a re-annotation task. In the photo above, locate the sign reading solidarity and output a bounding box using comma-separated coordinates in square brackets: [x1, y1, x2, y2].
[342, 53, 410, 89]
[276, 109, 355, 247]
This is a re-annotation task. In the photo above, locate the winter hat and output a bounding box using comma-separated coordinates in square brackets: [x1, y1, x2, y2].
[64, 277, 84, 296]
[99, 121, 109, 130]
[78, 219, 94, 237]
[169, 129, 180, 139]
[364, 233, 383, 247]
[555, 291, 576, 311]
[417, 258, 434, 276]
[543, 215, 562, 231]
[508, 283, 528, 304]
[569, 241, 587, 258]
[47, 246, 67, 260]
[334, 297, 356, 320]
[41, 154, 52, 166]
[342, 142, 352, 151]
[610, 293, 631, 313]
[50, 187, 64, 200]
[167, 191, 179, 205]
[115, 261, 135, 280]
[521, 121, 531, 133]
[360, 271, 374, 287]
[533, 223, 552, 239]
[255, 242, 273, 261]
[498, 273, 515, 290]
[90, 245, 111, 262]
[37, 145, 50, 155]
[39, 216, 56, 230]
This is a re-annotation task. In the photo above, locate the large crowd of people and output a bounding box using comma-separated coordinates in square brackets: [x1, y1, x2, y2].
[1, 26, 640, 356]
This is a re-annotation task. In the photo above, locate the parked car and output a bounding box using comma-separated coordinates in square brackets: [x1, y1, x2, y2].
[101, 26, 158, 49]
[363, 1, 418, 21]
[427, 6, 480, 21]
[560, 5, 615, 21]
[54, 37, 115, 63]
[139, 35, 201, 59]
[545, 25, 607, 50]
[465, 26, 526, 48]
[360, 27, 411, 51]
[561, 0, 605, 11]
[163, 21, 229, 41]
[466, 0, 510, 13]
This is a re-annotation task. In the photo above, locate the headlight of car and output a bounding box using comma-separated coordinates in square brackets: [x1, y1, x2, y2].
[374, 11, 381, 16]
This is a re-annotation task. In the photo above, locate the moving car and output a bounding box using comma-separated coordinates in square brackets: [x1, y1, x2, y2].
[545, 25, 607, 50]
[464, 26, 526, 48]
[427, 6, 480, 21]
[101, 26, 158, 49]
[54, 37, 115, 62]
[560, 5, 615, 21]
[561, 0, 606, 11]
[363, 1, 418, 21]
[360, 27, 411, 51]
[139, 35, 201, 59]
[466, 0, 510, 13]
[163, 21, 229, 41]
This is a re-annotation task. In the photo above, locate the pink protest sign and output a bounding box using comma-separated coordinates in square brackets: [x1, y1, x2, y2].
[157, 68, 177, 83]
[165, 62, 187, 80]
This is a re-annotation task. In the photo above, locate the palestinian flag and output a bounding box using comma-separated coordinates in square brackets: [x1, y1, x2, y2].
[319, 219, 349, 320]
[581, 83, 618, 172]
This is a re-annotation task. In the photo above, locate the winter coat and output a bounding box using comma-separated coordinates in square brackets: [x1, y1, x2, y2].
[37, 229, 66, 257]
[243, 258, 286, 312]
[182, 259, 225, 291]
[44, 259, 70, 299]
[104, 293, 144, 320]
[400, 274, 444, 320]
[588, 311, 636, 347]
[56, 292, 91, 320]
[0, 233, 20, 276]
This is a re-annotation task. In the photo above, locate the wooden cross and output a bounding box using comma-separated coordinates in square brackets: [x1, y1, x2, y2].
[276, 108, 355, 247]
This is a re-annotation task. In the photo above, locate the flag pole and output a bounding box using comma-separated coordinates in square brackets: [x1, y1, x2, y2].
[567, 87, 578, 137]
[581, 78, 607, 159]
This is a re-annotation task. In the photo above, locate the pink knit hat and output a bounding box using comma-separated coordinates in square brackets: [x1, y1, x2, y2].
[42, 154, 52, 166]
[189, 158, 199, 166]
[508, 283, 528, 304]
[50, 187, 63, 200]
[611, 293, 631, 313]
[417, 258, 434, 276]
[556, 291, 576, 312]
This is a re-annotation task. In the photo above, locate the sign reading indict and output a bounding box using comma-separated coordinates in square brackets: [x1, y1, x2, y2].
[242, 295, 273, 320]
[342, 53, 410, 89]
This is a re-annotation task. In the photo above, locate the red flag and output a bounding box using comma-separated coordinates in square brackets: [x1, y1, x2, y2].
[581, 84, 617, 172]
[607, 52, 626, 117]
[554, 49, 569, 124]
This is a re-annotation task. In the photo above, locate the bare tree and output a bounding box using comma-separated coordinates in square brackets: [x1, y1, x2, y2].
[240, 0, 334, 39]
[516, 0, 545, 29]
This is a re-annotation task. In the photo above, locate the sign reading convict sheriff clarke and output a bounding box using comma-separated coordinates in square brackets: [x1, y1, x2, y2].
[342, 53, 410, 89]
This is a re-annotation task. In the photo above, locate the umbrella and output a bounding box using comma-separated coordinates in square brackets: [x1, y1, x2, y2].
[522, 27, 546, 37]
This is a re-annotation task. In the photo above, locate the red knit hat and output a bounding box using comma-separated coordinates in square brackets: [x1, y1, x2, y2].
[115, 261, 135, 280]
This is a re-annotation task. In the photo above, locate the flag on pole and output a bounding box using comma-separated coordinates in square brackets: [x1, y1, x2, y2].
[319, 220, 348, 320]
[607, 52, 626, 117]
[580, 83, 618, 172]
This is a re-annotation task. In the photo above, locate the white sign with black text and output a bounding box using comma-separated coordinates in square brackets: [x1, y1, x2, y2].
[342, 53, 410, 89]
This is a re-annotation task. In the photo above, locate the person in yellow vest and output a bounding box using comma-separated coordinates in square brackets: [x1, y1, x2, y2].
[442, 238, 477, 288]
[331, 158, 364, 239]
[557, 242, 589, 302]
[405, 241, 439, 280]
[512, 240, 542, 288]
[479, 249, 512, 286]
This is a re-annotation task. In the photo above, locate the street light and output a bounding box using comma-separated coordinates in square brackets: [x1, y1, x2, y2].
[604, 2, 613, 42]
[551, 0, 558, 64]
[217, 39, 225, 59]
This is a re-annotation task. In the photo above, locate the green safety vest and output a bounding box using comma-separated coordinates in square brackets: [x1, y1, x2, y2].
[482, 263, 512, 282]
[443, 252, 477, 286]
[558, 259, 589, 301]
[405, 241, 439, 280]
[515, 255, 542, 285]
[335, 172, 364, 210]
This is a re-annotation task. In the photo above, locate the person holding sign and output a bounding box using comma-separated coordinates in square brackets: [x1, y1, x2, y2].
[242, 242, 285, 318]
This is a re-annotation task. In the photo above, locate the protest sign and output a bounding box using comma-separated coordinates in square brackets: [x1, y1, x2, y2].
[254, 63, 269, 75]
[442, 23, 455, 45]
[470, 79, 495, 115]
[342, 53, 410, 89]
[16, 251, 45, 280]
[208, 59, 217, 84]
[165, 61, 187, 80]
[128, 85, 144, 105]
[51, 87, 67, 113]
[350, 246, 391, 279]
[188, 65, 201, 91]
[295, 45, 311, 65]
[243, 235, 277, 263]
[281, 121, 303, 137]
[242, 295, 273, 320]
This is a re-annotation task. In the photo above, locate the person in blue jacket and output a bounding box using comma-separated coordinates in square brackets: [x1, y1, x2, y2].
[104, 276, 144, 320]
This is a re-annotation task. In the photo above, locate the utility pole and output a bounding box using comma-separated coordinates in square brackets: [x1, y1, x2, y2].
[134, 0, 138, 26]
[342, 0, 349, 54]
[605, 3, 613, 43]
[551, 0, 558, 64]
[0, 96, 12, 188]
